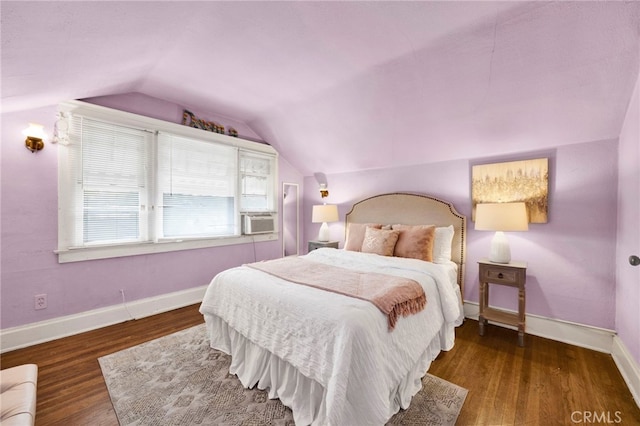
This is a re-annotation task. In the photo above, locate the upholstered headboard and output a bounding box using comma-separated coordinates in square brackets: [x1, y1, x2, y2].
[345, 193, 467, 295]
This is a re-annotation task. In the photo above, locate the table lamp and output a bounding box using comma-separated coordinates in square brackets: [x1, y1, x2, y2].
[475, 202, 528, 263]
[312, 204, 339, 242]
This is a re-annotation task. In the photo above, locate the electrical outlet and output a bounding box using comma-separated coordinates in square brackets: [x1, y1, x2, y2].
[35, 294, 47, 310]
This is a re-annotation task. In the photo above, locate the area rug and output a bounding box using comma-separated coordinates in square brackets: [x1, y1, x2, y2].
[99, 324, 467, 425]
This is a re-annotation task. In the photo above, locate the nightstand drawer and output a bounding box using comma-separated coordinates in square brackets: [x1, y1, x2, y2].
[483, 268, 518, 283]
[308, 240, 339, 251]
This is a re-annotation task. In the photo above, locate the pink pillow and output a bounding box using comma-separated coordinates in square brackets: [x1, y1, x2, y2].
[361, 227, 400, 256]
[391, 224, 436, 262]
[345, 223, 382, 251]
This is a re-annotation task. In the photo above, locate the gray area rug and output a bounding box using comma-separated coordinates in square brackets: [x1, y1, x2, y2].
[99, 324, 467, 425]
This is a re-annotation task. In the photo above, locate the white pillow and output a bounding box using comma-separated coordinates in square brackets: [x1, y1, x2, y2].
[433, 225, 454, 263]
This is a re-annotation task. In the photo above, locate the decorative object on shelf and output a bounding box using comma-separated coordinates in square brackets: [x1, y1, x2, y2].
[23, 123, 46, 153]
[471, 158, 548, 223]
[312, 204, 339, 242]
[181, 110, 229, 135]
[227, 127, 238, 137]
[475, 202, 528, 264]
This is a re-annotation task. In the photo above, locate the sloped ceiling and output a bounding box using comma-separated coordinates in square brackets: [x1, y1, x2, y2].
[2, 1, 639, 176]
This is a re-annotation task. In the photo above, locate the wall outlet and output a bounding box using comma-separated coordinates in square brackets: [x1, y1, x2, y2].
[34, 294, 47, 310]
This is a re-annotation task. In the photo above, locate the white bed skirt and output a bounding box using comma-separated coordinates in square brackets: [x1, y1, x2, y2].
[204, 313, 452, 425]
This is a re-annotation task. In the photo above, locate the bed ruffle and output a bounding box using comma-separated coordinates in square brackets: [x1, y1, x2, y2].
[204, 313, 451, 425]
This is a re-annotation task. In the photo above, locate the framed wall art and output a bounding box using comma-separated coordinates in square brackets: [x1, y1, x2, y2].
[471, 158, 549, 223]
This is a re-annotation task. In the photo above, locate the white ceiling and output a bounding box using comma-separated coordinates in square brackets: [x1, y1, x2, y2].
[2, 1, 639, 175]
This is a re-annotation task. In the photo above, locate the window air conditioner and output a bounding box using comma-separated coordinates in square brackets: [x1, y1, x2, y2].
[243, 214, 276, 235]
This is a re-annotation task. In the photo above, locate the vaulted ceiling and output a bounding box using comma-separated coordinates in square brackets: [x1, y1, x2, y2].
[2, 1, 639, 175]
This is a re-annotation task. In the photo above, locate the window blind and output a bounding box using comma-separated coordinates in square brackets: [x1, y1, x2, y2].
[68, 116, 151, 246]
[240, 150, 276, 212]
[157, 133, 238, 238]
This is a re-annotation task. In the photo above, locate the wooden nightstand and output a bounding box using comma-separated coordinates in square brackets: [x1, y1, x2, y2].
[478, 258, 528, 346]
[308, 240, 339, 252]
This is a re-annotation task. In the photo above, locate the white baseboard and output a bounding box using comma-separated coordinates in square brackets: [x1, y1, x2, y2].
[612, 336, 640, 408]
[0, 285, 208, 354]
[463, 301, 615, 353]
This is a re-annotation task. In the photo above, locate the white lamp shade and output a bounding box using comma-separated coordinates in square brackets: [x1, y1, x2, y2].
[312, 204, 339, 223]
[475, 202, 528, 263]
[22, 123, 46, 139]
[475, 203, 529, 231]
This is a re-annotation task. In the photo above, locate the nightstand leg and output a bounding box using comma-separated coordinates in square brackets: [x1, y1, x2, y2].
[518, 285, 526, 347]
[479, 281, 486, 336]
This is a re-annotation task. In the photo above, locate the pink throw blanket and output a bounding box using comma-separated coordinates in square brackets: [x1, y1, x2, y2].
[246, 257, 426, 330]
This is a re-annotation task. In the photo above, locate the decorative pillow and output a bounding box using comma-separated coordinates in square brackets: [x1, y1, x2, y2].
[344, 223, 382, 251]
[433, 225, 455, 263]
[361, 227, 400, 256]
[391, 224, 436, 261]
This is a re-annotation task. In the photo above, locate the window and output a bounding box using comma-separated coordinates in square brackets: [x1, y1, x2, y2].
[157, 133, 238, 239]
[63, 117, 153, 247]
[57, 101, 278, 262]
[240, 151, 276, 212]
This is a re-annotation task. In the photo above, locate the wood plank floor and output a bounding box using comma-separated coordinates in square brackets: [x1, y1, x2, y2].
[1, 304, 638, 425]
[429, 320, 640, 425]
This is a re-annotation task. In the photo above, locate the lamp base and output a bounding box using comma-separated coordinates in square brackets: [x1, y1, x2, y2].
[317, 222, 330, 242]
[489, 231, 511, 263]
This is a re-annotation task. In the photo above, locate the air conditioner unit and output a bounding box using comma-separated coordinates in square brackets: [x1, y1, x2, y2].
[243, 214, 276, 235]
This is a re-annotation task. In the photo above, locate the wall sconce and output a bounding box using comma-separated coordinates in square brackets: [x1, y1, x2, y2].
[319, 183, 329, 198]
[23, 123, 46, 153]
[313, 173, 330, 198]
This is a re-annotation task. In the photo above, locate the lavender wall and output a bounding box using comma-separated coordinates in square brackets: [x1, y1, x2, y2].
[0, 91, 628, 342]
[0, 95, 304, 329]
[616, 69, 640, 365]
[304, 139, 619, 330]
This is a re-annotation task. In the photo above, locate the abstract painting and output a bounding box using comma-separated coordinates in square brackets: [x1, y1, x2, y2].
[472, 158, 549, 223]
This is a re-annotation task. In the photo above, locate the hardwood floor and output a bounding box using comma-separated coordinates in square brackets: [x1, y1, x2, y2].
[1, 305, 638, 425]
[1, 305, 204, 426]
[430, 321, 640, 426]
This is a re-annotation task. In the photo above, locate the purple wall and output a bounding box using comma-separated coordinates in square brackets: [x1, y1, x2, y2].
[0, 96, 304, 329]
[304, 139, 619, 330]
[616, 69, 640, 365]
[0, 90, 634, 366]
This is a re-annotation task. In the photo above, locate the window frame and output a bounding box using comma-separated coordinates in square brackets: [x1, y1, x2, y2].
[56, 100, 278, 263]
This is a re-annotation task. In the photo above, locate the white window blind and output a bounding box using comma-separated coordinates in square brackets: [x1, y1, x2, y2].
[67, 116, 152, 246]
[240, 151, 276, 212]
[157, 133, 238, 238]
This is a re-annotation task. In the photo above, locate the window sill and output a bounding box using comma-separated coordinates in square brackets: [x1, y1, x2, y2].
[55, 233, 278, 263]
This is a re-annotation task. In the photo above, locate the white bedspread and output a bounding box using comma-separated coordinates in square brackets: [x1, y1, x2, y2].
[199, 249, 463, 425]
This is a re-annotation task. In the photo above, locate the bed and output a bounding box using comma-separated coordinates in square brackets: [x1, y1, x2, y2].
[199, 193, 466, 425]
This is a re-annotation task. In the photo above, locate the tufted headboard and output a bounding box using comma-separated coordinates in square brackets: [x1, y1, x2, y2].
[345, 193, 467, 296]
